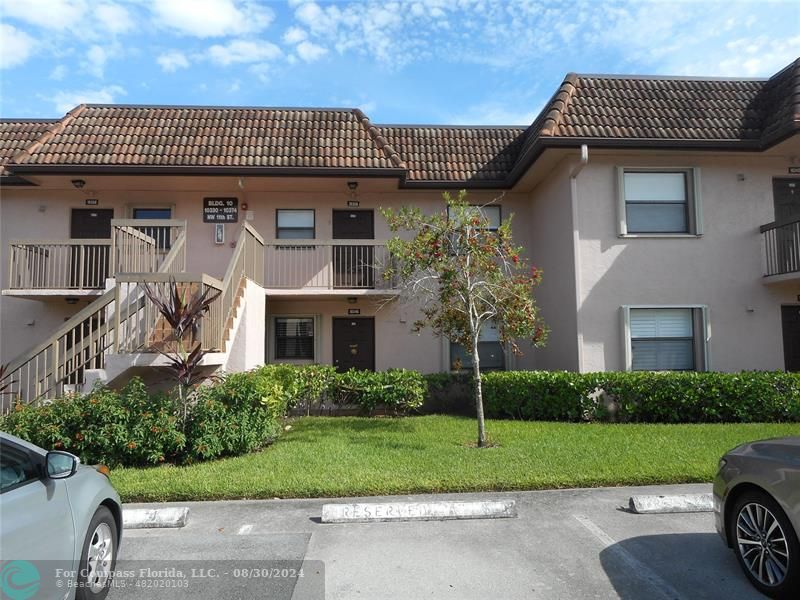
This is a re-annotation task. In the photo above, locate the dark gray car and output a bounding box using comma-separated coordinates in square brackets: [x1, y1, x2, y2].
[714, 437, 800, 599]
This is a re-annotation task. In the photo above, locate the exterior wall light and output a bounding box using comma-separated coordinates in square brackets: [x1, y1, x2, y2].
[71, 179, 86, 189]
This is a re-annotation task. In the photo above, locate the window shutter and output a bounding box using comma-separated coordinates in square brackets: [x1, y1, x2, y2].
[692, 168, 703, 236]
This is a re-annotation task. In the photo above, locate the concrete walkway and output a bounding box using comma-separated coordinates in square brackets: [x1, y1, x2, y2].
[118, 484, 764, 600]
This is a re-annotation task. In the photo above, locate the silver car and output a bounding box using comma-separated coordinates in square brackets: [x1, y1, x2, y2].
[714, 437, 800, 599]
[0, 432, 122, 599]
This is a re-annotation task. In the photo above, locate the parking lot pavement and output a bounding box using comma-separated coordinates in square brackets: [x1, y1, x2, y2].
[119, 483, 765, 600]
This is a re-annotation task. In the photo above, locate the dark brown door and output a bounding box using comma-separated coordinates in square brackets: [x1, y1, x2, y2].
[70, 209, 113, 288]
[332, 317, 375, 372]
[782, 305, 800, 372]
[333, 210, 375, 288]
[774, 179, 800, 224]
[333, 210, 374, 239]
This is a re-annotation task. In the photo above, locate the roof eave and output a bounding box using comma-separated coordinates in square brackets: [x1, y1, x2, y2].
[1, 164, 410, 179]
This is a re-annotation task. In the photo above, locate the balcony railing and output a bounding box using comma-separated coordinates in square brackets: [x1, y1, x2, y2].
[264, 241, 394, 290]
[761, 219, 800, 277]
[7, 239, 112, 290]
[5, 219, 186, 291]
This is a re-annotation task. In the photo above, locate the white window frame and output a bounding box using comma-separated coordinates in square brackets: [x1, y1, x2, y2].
[621, 305, 710, 372]
[616, 167, 702, 237]
[276, 209, 315, 239]
[268, 314, 321, 364]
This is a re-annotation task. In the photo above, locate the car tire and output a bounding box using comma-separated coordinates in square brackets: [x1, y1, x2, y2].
[75, 506, 118, 600]
[730, 489, 800, 599]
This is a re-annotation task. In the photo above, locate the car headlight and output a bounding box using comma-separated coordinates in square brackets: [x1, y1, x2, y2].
[718, 457, 728, 471]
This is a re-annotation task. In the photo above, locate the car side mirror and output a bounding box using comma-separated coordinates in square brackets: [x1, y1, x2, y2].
[46, 451, 79, 479]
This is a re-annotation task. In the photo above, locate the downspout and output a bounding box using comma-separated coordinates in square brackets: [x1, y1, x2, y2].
[569, 145, 588, 372]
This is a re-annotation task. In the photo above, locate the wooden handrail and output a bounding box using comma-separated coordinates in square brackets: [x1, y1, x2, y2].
[3, 288, 115, 375]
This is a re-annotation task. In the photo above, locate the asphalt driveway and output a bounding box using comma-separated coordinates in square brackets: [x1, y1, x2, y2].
[117, 483, 764, 600]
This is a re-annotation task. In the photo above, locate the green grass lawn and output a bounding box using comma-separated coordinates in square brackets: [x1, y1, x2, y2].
[111, 416, 800, 502]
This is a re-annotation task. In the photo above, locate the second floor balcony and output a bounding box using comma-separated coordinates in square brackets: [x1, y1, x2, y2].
[761, 218, 800, 283]
[5, 225, 396, 296]
[5, 219, 187, 297]
[263, 241, 395, 294]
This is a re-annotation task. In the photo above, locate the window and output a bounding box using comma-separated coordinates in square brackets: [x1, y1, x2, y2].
[275, 317, 315, 360]
[450, 320, 505, 371]
[447, 205, 501, 231]
[0, 443, 39, 493]
[133, 207, 172, 249]
[133, 208, 171, 220]
[618, 168, 701, 235]
[623, 307, 708, 371]
[277, 210, 315, 239]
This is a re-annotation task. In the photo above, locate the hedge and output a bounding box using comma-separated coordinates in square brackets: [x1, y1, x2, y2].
[480, 371, 800, 423]
[0, 366, 427, 467]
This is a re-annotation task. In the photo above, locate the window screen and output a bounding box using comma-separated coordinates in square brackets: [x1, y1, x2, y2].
[275, 317, 314, 359]
[630, 308, 695, 371]
[450, 321, 505, 371]
[277, 210, 315, 239]
[624, 172, 688, 233]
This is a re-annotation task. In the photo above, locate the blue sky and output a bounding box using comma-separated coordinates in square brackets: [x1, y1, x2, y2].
[1, 0, 798, 124]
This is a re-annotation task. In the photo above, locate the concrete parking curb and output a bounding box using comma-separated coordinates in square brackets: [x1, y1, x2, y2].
[123, 507, 190, 529]
[321, 500, 517, 523]
[629, 493, 713, 514]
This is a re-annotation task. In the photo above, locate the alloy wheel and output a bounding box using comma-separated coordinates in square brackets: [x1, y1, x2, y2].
[736, 502, 790, 587]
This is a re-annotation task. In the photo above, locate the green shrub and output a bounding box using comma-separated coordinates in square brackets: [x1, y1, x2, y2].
[1, 378, 185, 467]
[479, 370, 800, 423]
[332, 369, 427, 414]
[253, 363, 337, 412]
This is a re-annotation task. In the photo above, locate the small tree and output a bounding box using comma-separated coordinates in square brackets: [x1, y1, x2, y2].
[382, 191, 547, 447]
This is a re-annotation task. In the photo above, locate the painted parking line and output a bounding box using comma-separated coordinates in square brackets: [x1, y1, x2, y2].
[572, 514, 686, 600]
[237, 524, 254, 535]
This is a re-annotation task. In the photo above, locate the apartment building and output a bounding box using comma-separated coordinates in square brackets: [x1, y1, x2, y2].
[1, 57, 798, 403]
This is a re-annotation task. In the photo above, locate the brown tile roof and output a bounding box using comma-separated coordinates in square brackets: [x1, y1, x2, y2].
[0, 119, 58, 175]
[2, 57, 797, 187]
[378, 126, 526, 182]
[9, 105, 401, 171]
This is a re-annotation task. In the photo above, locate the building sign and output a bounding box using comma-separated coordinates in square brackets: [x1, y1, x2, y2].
[789, 166, 800, 175]
[203, 197, 238, 223]
[85, 198, 98, 206]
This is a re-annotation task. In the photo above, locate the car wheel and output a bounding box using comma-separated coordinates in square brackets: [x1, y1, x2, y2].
[75, 506, 118, 600]
[731, 489, 800, 599]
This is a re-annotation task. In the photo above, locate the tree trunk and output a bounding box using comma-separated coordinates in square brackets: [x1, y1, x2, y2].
[472, 343, 486, 448]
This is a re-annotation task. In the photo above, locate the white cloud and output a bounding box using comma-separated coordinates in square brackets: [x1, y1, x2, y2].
[249, 62, 270, 83]
[207, 39, 282, 66]
[0, 24, 36, 69]
[157, 50, 190, 72]
[283, 26, 307, 45]
[84, 45, 108, 78]
[96, 2, 133, 35]
[295, 40, 327, 62]
[1, 0, 87, 30]
[50, 64, 67, 80]
[50, 84, 126, 113]
[151, 0, 274, 38]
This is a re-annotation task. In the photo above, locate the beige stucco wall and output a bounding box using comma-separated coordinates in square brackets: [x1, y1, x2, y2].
[520, 158, 580, 371]
[574, 148, 800, 372]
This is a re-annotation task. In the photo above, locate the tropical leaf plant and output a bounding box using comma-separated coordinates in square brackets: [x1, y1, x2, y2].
[143, 277, 221, 343]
